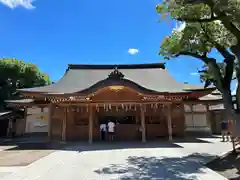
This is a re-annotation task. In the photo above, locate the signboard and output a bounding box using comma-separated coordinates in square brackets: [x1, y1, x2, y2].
[37, 116, 47, 120]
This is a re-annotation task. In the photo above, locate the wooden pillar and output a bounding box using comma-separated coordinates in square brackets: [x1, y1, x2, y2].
[190, 104, 194, 127]
[23, 107, 27, 136]
[167, 104, 173, 141]
[7, 119, 12, 137]
[88, 105, 93, 144]
[140, 104, 146, 142]
[61, 107, 67, 141]
[206, 104, 212, 133]
[48, 104, 53, 139]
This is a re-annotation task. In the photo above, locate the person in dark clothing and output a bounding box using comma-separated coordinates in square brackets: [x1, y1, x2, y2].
[100, 123, 106, 141]
[221, 121, 229, 141]
[136, 124, 142, 140]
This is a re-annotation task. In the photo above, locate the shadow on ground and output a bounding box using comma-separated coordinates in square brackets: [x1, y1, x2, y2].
[0, 136, 213, 152]
[94, 153, 217, 180]
[70, 137, 212, 152]
[206, 148, 240, 180]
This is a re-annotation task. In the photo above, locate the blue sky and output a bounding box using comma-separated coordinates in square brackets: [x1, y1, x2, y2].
[0, 0, 237, 92]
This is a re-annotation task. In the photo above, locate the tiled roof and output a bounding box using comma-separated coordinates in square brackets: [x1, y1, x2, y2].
[18, 63, 208, 94]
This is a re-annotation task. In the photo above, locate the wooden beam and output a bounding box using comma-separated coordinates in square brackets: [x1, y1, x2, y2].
[140, 104, 146, 142]
[185, 111, 207, 114]
[167, 104, 173, 141]
[56, 101, 172, 106]
[184, 100, 222, 105]
[88, 105, 93, 144]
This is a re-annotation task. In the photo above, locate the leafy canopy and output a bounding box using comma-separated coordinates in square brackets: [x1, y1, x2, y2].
[0, 58, 51, 109]
[160, 21, 236, 60]
[157, 0, 236, 96]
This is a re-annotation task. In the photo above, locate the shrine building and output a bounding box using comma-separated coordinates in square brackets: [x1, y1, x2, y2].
[7, 63, 221, 143]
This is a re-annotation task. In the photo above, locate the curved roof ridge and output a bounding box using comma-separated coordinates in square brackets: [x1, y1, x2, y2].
[79, 77, 159, 94]
[68, 63, 165, 70]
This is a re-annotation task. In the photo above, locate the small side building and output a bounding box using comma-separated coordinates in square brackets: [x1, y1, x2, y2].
[0, 110, 24, 137]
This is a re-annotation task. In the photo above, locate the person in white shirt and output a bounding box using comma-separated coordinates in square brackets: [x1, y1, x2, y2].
[107, 120, 116, 141]
[100, 123, 107, 141]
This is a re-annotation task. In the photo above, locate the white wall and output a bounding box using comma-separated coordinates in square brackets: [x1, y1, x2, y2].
[184, 104, 206, 112]
[26, 107, 49, 133]
[184, 104, 211, 133]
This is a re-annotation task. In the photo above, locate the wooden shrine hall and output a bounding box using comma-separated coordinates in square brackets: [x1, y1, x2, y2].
[8, 63, 217, 143]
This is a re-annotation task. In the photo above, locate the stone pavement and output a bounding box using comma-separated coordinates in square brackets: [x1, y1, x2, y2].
[0, 137, 235, 180]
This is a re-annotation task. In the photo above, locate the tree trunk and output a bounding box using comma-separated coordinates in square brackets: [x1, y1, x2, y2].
[222, 89, 235, 120]
[236, 82, 240, 111]
[231, 44, 240, 69]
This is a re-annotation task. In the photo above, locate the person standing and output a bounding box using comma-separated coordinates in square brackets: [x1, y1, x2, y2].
[137, 124, 142, 140]
[100, 123, 107, 141]
[107, 120, 115, 141]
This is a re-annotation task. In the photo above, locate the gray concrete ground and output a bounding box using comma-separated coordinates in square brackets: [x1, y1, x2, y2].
[0, 136, 237, 180]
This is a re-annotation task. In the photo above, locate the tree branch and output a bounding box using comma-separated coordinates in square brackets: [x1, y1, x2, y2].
[181, 0, 211, 5]
[176, 51, 212, 64]
[200, 25, 234, 91]
[176, 15, 222, 23]
[176, 51, 224, 92]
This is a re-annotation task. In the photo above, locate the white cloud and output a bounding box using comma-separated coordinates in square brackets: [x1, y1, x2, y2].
[190, 72, 199, 76]
[128, 48, 139, 55]
[0, 0, 35, 9]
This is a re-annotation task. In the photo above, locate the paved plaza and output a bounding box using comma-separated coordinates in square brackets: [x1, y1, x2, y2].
[0, 137, 236, 180]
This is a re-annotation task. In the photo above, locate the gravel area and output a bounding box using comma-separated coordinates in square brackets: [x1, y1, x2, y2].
[0, 149, 55, 166]
[0, 143, 60, 167]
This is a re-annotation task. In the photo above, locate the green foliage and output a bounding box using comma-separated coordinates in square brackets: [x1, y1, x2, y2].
[156, 0, 240, 25]
[199, 62, 237, 86]
[157, 0, 239, 52]
[0, 58, 51, 109]
[160, 22, 212, 59]
[156, 1, 212, 22]
[160, 20, 236, 59]
[199, 63, 225, 87]
[157, 0, 237, 109]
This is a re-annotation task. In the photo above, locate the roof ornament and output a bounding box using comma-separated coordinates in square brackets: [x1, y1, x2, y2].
[108, 67, 124, 80]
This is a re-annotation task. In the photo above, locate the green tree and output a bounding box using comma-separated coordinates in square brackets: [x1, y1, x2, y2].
[159, 19, 235, 119]
[0, 58, 51, 110]
[156, 0, 240, 58]
[157, 0, 240, 110]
